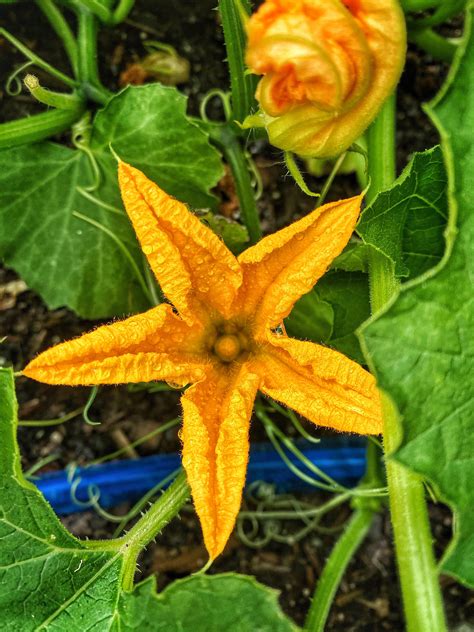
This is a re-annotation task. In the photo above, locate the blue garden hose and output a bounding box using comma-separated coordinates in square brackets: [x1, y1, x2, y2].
[35, 439, 366, 515]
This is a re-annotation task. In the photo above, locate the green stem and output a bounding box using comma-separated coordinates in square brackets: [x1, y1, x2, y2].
[76, 9, 113, 104]
[406, 0, 466, 28]
[112, 0, 135, 24]
[0, 108, 84, 149]
[304, 508, 375, 632]
[19, 407, 83, 427]
[24, 74, 84, 109]
[76, 0, 111, 23]
[208, 125, 262, 244]
[315, 151, 347, 208]
[218, 0, 257, 123]
[366, 94, 447, 632]
[409, 28, 459, 63]
[0, 27, 77, 88]
[119, 470, 189, 591]
[400, 0, 441, 10]
[36, 0, 79, 74]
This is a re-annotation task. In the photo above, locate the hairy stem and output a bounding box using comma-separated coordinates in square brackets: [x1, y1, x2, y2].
[366, 94, 447, 632]
[218, 0, 256, 123]
[119, 470, 189, 591]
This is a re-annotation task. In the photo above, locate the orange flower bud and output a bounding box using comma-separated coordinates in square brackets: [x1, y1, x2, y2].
[245, 0, 406, 158]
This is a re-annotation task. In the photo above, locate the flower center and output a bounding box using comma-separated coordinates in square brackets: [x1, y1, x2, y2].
[213, 334, 242, 363]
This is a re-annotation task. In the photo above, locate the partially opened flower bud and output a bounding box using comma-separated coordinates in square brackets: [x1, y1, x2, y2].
[245, 0, 406, 158]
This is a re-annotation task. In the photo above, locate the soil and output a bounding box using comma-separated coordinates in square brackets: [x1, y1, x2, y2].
[0, 2, 472, 630]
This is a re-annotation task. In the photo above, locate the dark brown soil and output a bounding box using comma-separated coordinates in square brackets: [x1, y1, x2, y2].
[0, 2, 472, 630]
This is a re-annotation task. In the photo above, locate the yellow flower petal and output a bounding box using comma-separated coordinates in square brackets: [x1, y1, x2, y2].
[237, 195, 362, 336]
[257, 334, 382, 434]
[23, 161, 385, 561]
[181, 365, 260, 559]
[118, 161, 242, 323]
[23, 304, 206, 386]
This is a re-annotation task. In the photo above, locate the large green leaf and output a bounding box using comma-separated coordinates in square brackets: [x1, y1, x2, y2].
[0, 367, 298, 629]
[0, 85, 223, 319]
[285, 290, 334, 345]
[360, 8, 474, 586]
[92, 85, 223, 210]
[357, 146, 448, 279]
[318, 272, 370, 364]
[112, 575, 298, 631]
[0, 367, 123, 630]
[286, 271, 370, 364]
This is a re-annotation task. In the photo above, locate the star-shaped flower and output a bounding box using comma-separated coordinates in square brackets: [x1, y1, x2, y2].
[24, 162, 381, 559]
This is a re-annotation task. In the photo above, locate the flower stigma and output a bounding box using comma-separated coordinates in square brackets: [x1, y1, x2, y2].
[207, 320, 251, 364]
[213, 334, 242, 363]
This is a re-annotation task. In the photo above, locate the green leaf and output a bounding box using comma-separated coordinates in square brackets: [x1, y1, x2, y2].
[113, 575, 298, 631]
[360, 8, 474, 587]
[286, 271, 370, 364]
[318, 272, 370, 364]
[0, 143, 150, 319]
[92, 85, 223, 210]
[331, 241, 370, 273]
[357, 146, 448, 279]
[0, 85, 223, 318]
[285, 289, 334, 344]
[0, 367, 123, 630]
[0, 368, 297, 630]
[200, 211, 249, 254]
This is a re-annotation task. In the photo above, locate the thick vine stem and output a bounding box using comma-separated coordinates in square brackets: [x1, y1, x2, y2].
[366, 94, 447, 632]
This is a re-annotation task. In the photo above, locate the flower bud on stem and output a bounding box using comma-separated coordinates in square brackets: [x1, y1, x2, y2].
[24, 74, 84, 110]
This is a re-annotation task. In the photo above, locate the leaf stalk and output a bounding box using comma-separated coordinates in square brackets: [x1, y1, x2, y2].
[208, 124, 262, 244]
[304, 508, 376, 632]
[365, 94, 447, 632]
[35, 0, 79, 74]
[119, 470, 189, 590]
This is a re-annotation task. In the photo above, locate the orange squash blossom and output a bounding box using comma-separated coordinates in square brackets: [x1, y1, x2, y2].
[24, 162, 382, 560]
[245, 0, 407, 158]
